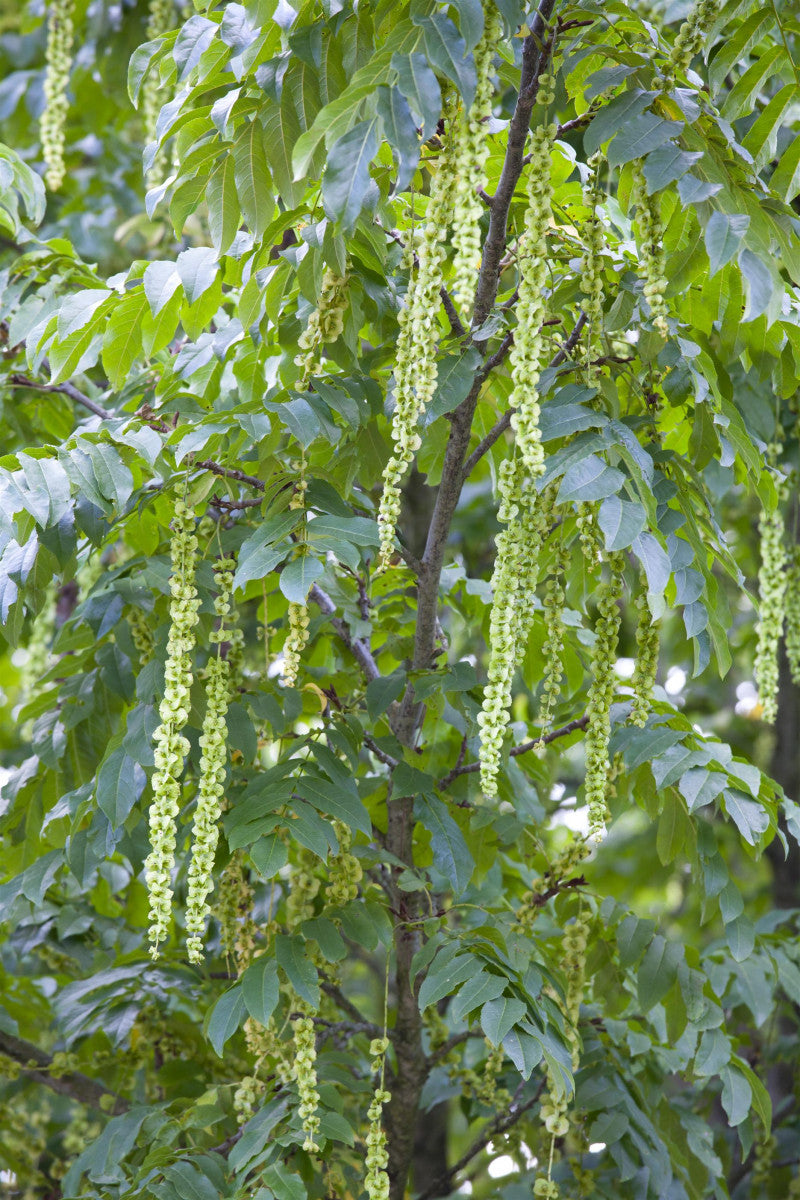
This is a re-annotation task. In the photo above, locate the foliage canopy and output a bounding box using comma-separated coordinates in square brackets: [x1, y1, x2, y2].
[1, 0, 800, 1197]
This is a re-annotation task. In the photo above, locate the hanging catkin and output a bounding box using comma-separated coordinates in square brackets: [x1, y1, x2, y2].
[450, 6, 500, 315]
[585, 555, 623, 840]
[40, 0, 75, 190]
[377, 101, 459, 568]
[185, 558, 238, 963]
[754, 479, 787, 723]
[144, 500, 200, 957]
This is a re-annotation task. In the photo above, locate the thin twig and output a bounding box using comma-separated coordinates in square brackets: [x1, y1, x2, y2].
[460, 311, 587, 479]
[416, 1083, 546, 1200]
[437, 715, 588, 787]
[9, 373, 112, 420]
[309, 583, 380, 682]
[0, 1030, 127, 1115]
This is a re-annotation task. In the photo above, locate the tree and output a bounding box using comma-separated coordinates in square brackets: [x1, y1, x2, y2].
[1, 0, 800, 1195]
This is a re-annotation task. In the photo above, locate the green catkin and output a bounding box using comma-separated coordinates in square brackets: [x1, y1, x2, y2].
[629, 590, 660, 727]
[535, 544, 568, 746]
[144, 500, 200, 958]
[282, 473, 311, 688]
[185, 558, 237, 963]
[508, 119, 557, 477]
[325, 820, 362, 906]
[660, 0, 721, 88]
[751, 1128, 776, 1193]
[535, 913, 590, 1200]
[128, 608, 155, 665]
[293, 1007, 321, 1152]
[631, 160, 668, 338]
[478, 461, 538, 797]
[364, 1038, 391, 1200]
[784, 546, 800, 684]
[580, 153, 605, 379]
[789, 1173, 800, 1198]
[450, 7, 500, 315]
[295, 268, 350, 382]
[585, 556, 623, 841]
[40, 0, 75, 190]
[575, 501, 602, 569]
[755, 475, 787, 724]
[377, 104, 459, 569]
[141, 0, 174, 156]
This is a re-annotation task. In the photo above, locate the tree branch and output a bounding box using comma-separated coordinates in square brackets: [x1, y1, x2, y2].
[309, 583, 380, 682]
[0, 1030, 127, 1115]
[9, 373, 112, 421]
[437, 715, 589, 787]
[415, 1083, 546, 1200]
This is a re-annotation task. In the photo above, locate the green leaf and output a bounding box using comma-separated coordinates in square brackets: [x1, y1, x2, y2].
[101, 293, 147, 390]
[418, 951, 476, 1010]
[295, 771, 372, 838]
[234, 119, 273, 238]
[637, 935, 683, 1010]
[704, 212, 749, 278]
[302, 917, 347, 962]
[450, 970, 506, 1024]
[376, 86, 420, 193]
[205, 985, 245, 1057]
[607, 114, 682, 169]
[242, 956, 280, 1025]
[719, 1064, 752, 1127]
[480, 995, 526, 1045]
[95, 748, 146, 830]
[501, 1028, 544, 1079]
[415, 14, 476, 108]
[584, 89, 655, 156]
[771, 131, 800, 203]
[597, 495, 647, 551]
[322, 119, 379, 231]
[176, 246, 220, 304]
[642, 144, 703, 194]
[276, 933, 320, 1008]
[391, 52, 441, 140]
[279, 555, 324, 604]
[557, 454, 626, 503]
[723, 789, 769, 846]
[739, 249, 774, 322]
[250, 835, 289, 878]
[365, 671, 405, 720]
[206, 152, 240, 256]
[143, 261, 182, 316]
[416, 794, 473, 894]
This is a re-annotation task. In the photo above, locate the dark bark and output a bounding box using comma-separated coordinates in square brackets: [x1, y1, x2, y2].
[0, 1030, 127, 1115]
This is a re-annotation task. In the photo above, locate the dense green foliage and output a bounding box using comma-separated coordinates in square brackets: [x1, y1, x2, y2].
[1, 0, 800, 1197]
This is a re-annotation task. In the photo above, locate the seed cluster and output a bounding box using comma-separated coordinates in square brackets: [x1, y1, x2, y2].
[295, 268, 350, 383]
[508, 122, 557, 477]
[144, 500, 200, 958]
[536, 545, 568, 744]
[535, 912, 590, 1199]
[185, 558, 237, 963]
[365, 1037, 391, 1200]
[478, 462, 548, 797]
[585, 556, 623, 840]
[629, 590, 660, 727]
[325, 820, 362, 906]
[282, 474, 311, 688]
[128, 608, 155, 664]
[580, 153, 605, 379]
[661, 0, 721, 87]
[755, 489, 787, 724]
[19, 583, 57, 703]
[377, 108, 458, 568]
[40, 0, 75, 190]
[450, 7, 500, 315]
[292, 1010, 321, 1152]
[785, 546, 800, 685]
[631, 160, 668, 338]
